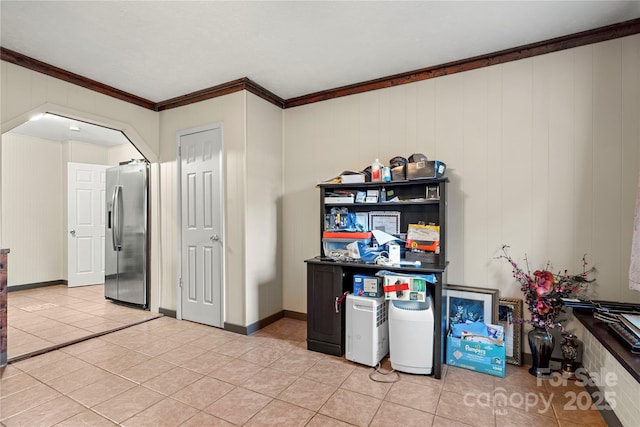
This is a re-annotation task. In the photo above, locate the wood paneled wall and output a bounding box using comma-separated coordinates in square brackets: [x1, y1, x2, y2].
[1, 133, 64, 285]
[282, 35, 640, 315]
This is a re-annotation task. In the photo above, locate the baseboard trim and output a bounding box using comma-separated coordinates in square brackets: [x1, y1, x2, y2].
[583, 382, 623, 427]
[224, 311, 288, 336]
[8, 280, 67, 292]
[284, 310, 307, 321]
[158, 307, 176, 318]
[224, 322, 248, 335]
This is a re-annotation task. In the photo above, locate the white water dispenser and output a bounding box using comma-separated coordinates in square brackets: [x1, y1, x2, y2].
[388, 294, 434, 374]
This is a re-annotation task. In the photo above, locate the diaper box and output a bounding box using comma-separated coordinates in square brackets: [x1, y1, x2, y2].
[446, 324, 506, 378]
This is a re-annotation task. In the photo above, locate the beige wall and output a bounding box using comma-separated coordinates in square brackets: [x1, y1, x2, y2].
[246, 94, 284, 325]
[283, 35, 640, 316]
[108, 143, 143, 165]
[64, 140, 108, 165]
[1, 133, 64, 285]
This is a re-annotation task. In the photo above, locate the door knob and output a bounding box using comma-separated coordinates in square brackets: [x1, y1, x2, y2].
[69, 230, 76, 237]
[210, 234, 220, 242]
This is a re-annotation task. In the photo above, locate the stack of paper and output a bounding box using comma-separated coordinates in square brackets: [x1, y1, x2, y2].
[620, 314, 640, 339]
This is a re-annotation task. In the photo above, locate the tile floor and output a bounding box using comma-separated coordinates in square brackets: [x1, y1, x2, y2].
[6, 284, 160, 360]
[1, 286, 610, 426]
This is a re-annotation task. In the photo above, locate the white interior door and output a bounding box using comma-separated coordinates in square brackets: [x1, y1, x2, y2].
[179, 126, 224, 328]
[68, 162, 107, 287]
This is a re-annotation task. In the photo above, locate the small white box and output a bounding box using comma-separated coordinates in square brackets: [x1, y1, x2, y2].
[388, 243, 401, 264]
[324, 196, 354, 204]
[341, 174, 365, 183]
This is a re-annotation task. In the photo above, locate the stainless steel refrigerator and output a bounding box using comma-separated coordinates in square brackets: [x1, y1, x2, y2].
[105, 160, 148, 308]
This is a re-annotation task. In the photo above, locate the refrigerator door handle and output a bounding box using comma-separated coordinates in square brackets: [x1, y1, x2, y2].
[112, 185, 123, 251]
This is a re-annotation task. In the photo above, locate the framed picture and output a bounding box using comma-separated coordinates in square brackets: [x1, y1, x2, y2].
[355, 212, 369, 231]
[444, 284, 499, 334]
[369, 211, 401, 235]
[499, 297, 523, 365]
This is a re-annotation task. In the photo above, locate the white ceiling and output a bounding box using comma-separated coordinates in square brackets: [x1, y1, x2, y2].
[2, 1, 640, 145]
[3, 1, 640, 102]
[10, 113, 132, 146]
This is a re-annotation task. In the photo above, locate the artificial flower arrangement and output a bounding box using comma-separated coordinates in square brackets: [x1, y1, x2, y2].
[497, 245, 595, 330]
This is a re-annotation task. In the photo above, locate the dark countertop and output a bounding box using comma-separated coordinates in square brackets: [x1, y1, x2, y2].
[575, 310, 640, 383]
[0, 249, 9, 254]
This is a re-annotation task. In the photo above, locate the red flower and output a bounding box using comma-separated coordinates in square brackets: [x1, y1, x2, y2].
[536, 300, 551, 316]
[534, 270, 554, 297]
[497, 245, 595, 330]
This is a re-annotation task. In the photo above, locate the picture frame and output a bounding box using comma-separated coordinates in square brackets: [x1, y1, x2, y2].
[499, 297, 523, 366]
[355, 212, 369, 231]
[368, 211, 401, 235]
[444, 284, 499, 335]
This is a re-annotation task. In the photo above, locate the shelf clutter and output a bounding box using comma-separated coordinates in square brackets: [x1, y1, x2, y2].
[306, 152, 449, 379]
[322, 153, 447, 186]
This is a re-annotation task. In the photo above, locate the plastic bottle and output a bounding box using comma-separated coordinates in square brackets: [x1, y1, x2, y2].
[380, 186, 387, 202]
[383, 166, 391, 182]
[371, 158, 382, 182]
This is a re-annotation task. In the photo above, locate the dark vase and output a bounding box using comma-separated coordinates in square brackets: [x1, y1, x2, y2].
[561, 334, 580, 377]
[528, 325, 555, 378]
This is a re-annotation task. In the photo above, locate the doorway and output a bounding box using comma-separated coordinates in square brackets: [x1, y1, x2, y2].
[177, 124, 224, 328]
[67, 162, 108, 287]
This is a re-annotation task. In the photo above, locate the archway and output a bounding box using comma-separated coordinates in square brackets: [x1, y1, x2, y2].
[1, 109, 157, 360]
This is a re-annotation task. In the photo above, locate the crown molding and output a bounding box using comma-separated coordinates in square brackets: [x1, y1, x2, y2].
[284, 17, 640, 108]
[155, 77, 284, 111]
[0, 47, 156, 111]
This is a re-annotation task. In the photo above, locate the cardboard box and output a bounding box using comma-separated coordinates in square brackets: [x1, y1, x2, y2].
[390, 164, 406, 181]
[382, 275, 427, 302]
[353, 275, 382, 298]
[405, 224, 440, 252]
[406, 160, 446, 180]
[446, 325, 506, 378]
